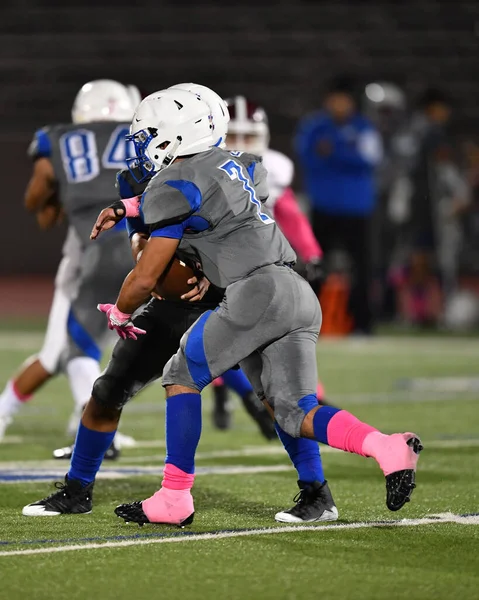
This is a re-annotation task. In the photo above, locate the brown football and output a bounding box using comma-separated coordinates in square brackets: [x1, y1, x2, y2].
[155, 257, 195, 300]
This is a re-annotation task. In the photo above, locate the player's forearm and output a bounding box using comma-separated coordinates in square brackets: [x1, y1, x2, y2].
[116, 268, 157, 314]
[130, 233, 149, 263]
[116, 236, 180, 313]
[24, 158, 56, 212]
[273, 188, 322, 262]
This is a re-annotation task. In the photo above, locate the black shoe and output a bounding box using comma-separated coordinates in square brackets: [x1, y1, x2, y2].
[241, 392, 276, 440]
[114, 501, 195, 528]
[22, 476, 93, 516]
[275, 480, 339, 523]
[212, 384, 231, 430]
[386, 437, 423, 511]
[53, 441, 120, 461]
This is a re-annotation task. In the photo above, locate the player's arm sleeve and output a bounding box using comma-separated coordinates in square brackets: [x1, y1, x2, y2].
[117, 170, 150, 238]
[28, 128, 52, 161]
[329, 128, 383, 170]
[273, 188, 322, 262]
[25, 128, 57, 212]
[142, 179, 202, 240]
[115, 168, 148, 199]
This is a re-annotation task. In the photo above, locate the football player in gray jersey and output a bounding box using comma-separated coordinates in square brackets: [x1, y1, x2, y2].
[24, 86, 421, 525]
[0, 80, 139, 455]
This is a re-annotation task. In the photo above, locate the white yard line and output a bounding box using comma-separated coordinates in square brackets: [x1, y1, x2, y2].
[0, 437, 478, 473]
[0, 512, 477, 558]
[0, 438, 477, 483]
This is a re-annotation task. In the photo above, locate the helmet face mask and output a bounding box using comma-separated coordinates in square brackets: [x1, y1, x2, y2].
[126, 88, 216, 182]
[225, 96, 269, 155]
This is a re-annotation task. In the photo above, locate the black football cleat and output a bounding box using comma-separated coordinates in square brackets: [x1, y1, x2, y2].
[22, 476, 93, 516]
[212, 384, 232, 430]
[275, 480, 339, 523]
[53, 441, 120, 461]
[386, 437, 423, 511]
[241, 392, 277, 441]
[115, 501, 195, 528]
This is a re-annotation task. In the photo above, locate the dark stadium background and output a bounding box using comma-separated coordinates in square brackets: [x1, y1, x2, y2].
[1, 0, 477, 276]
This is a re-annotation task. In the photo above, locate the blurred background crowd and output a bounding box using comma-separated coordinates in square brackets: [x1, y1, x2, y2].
[1, 0, 478, 335]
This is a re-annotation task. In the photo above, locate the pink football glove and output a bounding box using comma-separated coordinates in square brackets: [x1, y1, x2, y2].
[97, 304, 146, 340]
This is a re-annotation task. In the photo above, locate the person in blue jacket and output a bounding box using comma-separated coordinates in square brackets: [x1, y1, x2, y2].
[295, 78, 383, 334]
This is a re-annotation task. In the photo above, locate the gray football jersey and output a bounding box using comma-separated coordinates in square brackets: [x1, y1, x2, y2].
[141, 148, 296, 288]
[30, 122, 133, 245]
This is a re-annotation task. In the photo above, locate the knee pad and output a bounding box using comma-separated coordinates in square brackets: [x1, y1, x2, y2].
[92, 374, 131, 410]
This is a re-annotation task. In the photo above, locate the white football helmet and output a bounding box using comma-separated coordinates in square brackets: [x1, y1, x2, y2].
[72, 79, 139, 124]
[127, 88, 215, 180]
[126, 85, 142, 111]
[168, 83, 230, 148]
[225, 96, 269, 155]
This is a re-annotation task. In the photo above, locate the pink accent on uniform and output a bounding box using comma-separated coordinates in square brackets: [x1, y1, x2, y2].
[162, 463, 195, 491]
[362, 431, 421, 476]
[273, 188, 323, 262]
[316, 381, 325, 400]
[142, 487, 194, 525]
[97, 304, 146, 340]
[121, 196, 141, 218]
[326, 410, 378, 456]
[212, 377, 224, 387]
[11, 380, 32, 402]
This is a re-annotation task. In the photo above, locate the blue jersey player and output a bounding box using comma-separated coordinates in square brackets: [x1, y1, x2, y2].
[23, 86, 422, 526]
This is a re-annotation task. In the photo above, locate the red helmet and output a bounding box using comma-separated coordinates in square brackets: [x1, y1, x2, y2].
[224, 96, 270, 154]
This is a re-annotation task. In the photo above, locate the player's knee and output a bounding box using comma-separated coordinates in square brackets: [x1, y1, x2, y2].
[274, 411, 301, 438]
[179, 311, 214, 391]
[92, 374, 130, 411]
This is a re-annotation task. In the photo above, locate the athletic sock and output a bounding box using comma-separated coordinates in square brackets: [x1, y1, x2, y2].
[0, 380, 31, 419]
[163, 393, 202, 491]
[68, 423, 116, 486]
[66, 357, 101, 410]
[312, 406, 378, 456]
[275, 423, 325, 483]
[222, 369, 254, 398]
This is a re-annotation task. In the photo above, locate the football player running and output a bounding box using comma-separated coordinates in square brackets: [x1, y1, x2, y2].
[211, 97, 334, 432]
[23, 85, 340, 524]
[0, 80, 140, 457]
[24, 85, 421, 526]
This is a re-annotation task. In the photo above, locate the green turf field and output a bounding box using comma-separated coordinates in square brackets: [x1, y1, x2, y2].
[0, 330, 478, 600]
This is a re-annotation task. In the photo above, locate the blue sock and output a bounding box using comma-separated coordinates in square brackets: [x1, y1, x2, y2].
[165, 393, 202, 474]
[312, 405, 341, 444]
[68, 423, 116, 486]
[222, 368, 254, 398]
[275, 423, 325, 483]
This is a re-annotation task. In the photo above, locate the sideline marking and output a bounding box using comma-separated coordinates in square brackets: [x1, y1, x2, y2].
[0, 513, 477, 557]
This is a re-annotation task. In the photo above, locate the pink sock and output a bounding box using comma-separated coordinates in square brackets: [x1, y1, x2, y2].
[12, 380, 32, 402]
[212, 377, 224, 386]
[162, 463, 195, 491]
[326, 410, 378, 456]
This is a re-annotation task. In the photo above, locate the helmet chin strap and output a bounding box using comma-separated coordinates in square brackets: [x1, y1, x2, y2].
[162, 136, 183, 169]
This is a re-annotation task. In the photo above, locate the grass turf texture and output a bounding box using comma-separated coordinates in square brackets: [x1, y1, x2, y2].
[0, 329, 478, 600]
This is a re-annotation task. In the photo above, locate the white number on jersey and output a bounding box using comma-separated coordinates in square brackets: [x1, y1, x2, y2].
[218, 159, 274, 224]
[59, 127, 134, 183]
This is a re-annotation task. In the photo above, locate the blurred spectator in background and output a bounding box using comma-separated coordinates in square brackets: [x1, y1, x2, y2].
[390, 88, 470, 327]
[363, 81, 412, 320]
[294, 77, 383, 334]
